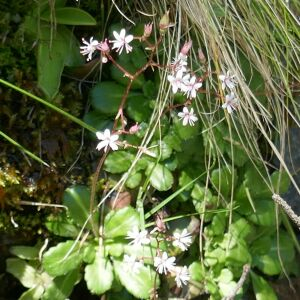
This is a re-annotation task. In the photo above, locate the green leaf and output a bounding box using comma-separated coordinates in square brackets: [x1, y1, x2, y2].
[83, 243, 97, 264]
[104, 206, 139, 238]
[9, 246, 39, 260]
[148, 163, 174, 191]
[63, 185, 98, 229]
[126, 94, 152, 122]
[142, 80, 157, 99]
[174, 113, 200, 140]
[45, 212, 79, 238]
[225, 238, 252, 266]
[205, 248, 226, 266]
[42, 268, 80, 300]
[38, 26, 83, 100]
[151, 140, 173, 161]
[19, 285, 45, 300]
[6, 258, 40, 288]
[250, 272, 277, 300]
[130, 47, 147, 69]
[247, 200, 276, 227]
[219, 281, 238, 297]
[85, 255, 114, 295]
[189, 262, 205, 281]
[114, 258, 159, 299]
[90, 82, 124, 115]
[41, 7, 96, 25]
[210, 213, 226, 236]
[125, 172, 142, 189]
[83, 111, 113, 135]
[164, 132, 182, 152]
[253, 231, 295, 275]
[211, 167, 237, 197]
[104, 151, 135, 174]
[42, 240, 83, 276]
[230, 217, 254, 240]
[271, 171, 290, 194]
[217, 268, 234, 283]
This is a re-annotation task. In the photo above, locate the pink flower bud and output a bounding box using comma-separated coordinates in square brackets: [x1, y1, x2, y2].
[180, 40, 192, 56]
[198, 49, 206, 64]
[143, 23, 153, 38]
[97, 38, 110, 52]
[129, 123, 140, 134]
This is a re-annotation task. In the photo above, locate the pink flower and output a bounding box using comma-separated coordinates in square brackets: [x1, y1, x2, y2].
[181, 76, 202, 98]
[97, 38, 110, 52]
[178, 107, 198, 126]
[222, 92, 239, 114]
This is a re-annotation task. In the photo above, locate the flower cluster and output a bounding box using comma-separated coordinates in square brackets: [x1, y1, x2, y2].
[79, 28, 134, 62]
[125, 227, 192, 288]
[218, 71, 239, 114]
[167, 42, 202, 101]
[166, 42, 202, 127]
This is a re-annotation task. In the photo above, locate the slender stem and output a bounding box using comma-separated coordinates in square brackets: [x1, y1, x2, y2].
[89, 152, 108, 237]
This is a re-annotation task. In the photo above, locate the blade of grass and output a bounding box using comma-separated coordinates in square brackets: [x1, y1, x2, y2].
[144, 172, 207, 220]
[0, 79, 96, 133]
[0, 130, 50, 167]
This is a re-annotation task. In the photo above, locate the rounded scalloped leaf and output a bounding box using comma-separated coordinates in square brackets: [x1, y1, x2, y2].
[113, 259, 159, 299]
[246, 200, 276, 227]
[42, 241, 83, 276]
[84, 255, 113, 295]
[148, 163, 174, 191]
[126, 94, 152, 122]
[104, 151, 135, 174]
[63, 185, 98, 229]
[104, 206, 139, 238]
[90, 82, 124, 115]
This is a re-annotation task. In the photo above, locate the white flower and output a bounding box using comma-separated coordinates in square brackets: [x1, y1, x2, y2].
[222, 92, 239, 114]
[123, 254, 143, 274]
[218, 71, 237, 90]
[154, 252, 176, 274]
[172, 229, 192, 251]
[96, 129, 119, 152]
[80, 37, 99, 61]
[181, 75, 202, 98]
[167, 70, 185, 94]
[126, 227, 151, 246]
[174, 266, 190, 288]
[177, 107, 198, 126]
[110, 29, 133, 54]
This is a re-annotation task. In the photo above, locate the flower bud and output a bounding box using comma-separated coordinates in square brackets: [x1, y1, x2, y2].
[97, 38, 110, 52]
[198, 49, 206, 64]
[143, 22, 153, 38]
[129, 123, 140, 134]
[159, 10, 170, 34]
[180, 40, 192, 56]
